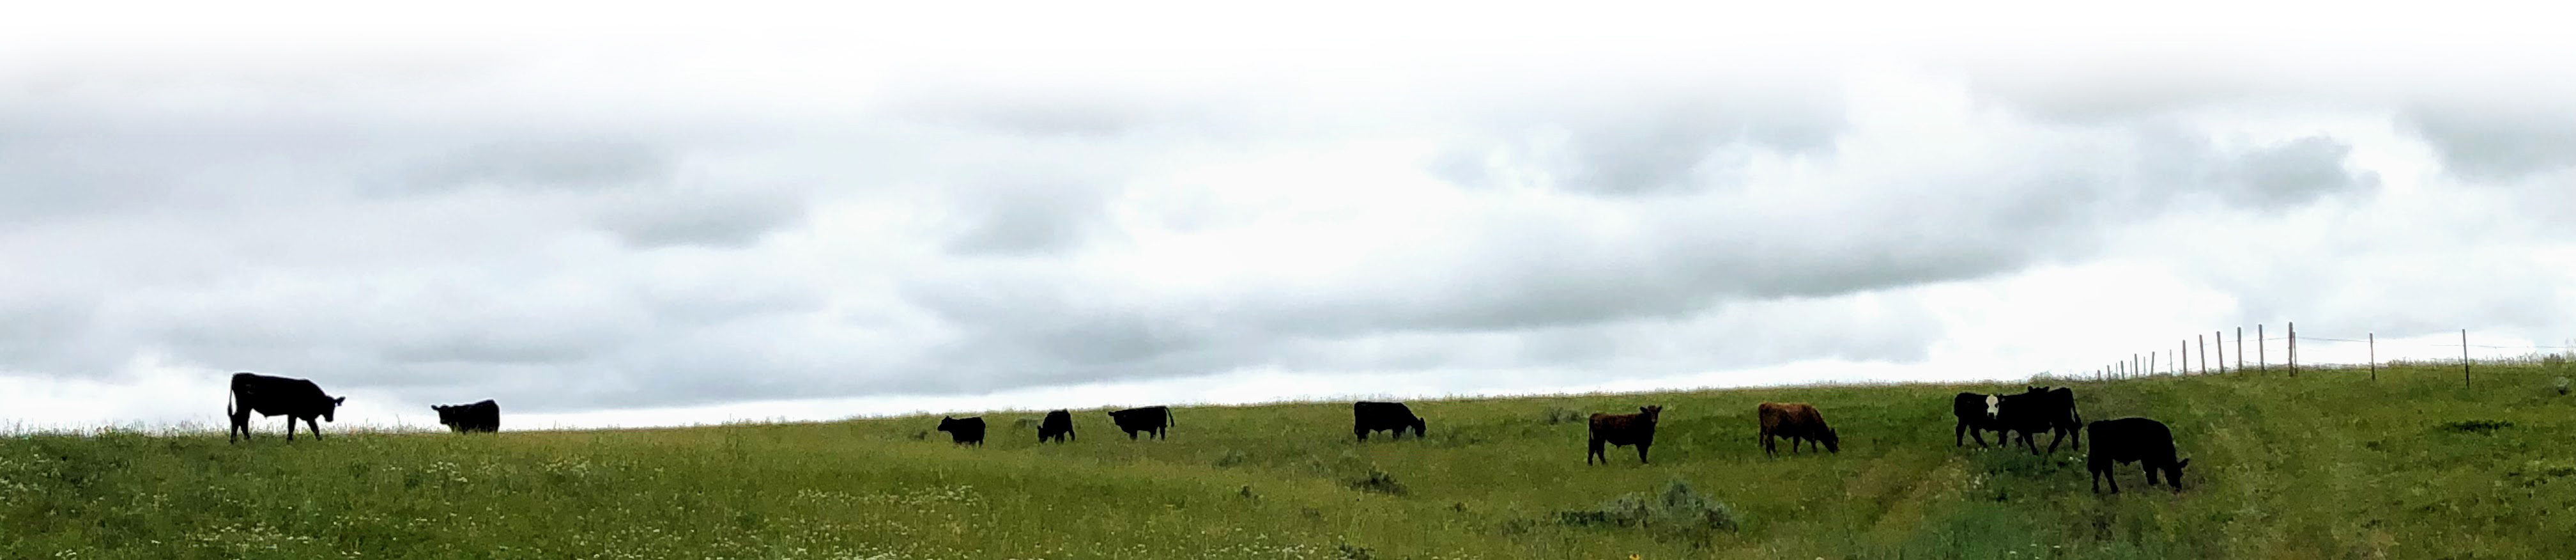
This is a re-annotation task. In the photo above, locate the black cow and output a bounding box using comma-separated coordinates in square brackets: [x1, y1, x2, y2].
[936, 416, 986, 446]
[1353, 401, 1427, 441]
[1951, 392, 2011, 447]
[2087, 417, 2190, 494]
[1038, 409, 1075, 443]
[1107, 406, 1172, 440]
[226, 372, 346, 442]
[1993, 386, 2082, 455]
[431, 400, 500, 433]
[1586, 405, 1663, 465]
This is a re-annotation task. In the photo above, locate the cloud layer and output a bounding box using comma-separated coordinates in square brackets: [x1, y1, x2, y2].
[4, 6, 2573, 428]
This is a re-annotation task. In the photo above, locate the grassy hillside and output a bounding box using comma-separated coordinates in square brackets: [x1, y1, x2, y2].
[7, 362, 2574, 559]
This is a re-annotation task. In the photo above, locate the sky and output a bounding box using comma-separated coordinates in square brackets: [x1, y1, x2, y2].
[3, 1, 2572, 432]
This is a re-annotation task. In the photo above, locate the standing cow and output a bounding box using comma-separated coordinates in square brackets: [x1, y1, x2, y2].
[1952, 392, 2011, 447]
[936, 416, 986, 446]
[1586, 405, 1664, 465]
[1352, 401, 1427, 441]
[431, 400, 501, 433]
[2087, 417, 2189, 494]
[1757, 402, 1840, 456]
[1107, 406, 1172, 440]
[1038, 409, 1075, 443]
[226, 372, 347, 442]
[1995, 386, 2083, 455]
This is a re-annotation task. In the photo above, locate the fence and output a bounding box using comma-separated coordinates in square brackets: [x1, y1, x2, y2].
[2083, 322, 2576, 389]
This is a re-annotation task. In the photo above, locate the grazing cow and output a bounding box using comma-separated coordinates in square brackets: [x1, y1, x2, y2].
[1757, 402, 1841, 456]
[1995, 386, 2083, 455]
[935, 416, 986, 446]
[1352, 401, 1427, 441]
[2087, 417, 2189, 494]
[1107, 406, 1173, 440]
[226, 372, 346, 442]
[1585, 405, 1664, 465]
[430, 400, 501, 433]
[1952, 392, 2011, 447]
[1038, 409, 1075, 443]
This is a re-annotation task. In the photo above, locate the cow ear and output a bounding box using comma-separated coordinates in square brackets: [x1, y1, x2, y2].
[2175, 458, 2191, 469]
[334, 396, 347, 405]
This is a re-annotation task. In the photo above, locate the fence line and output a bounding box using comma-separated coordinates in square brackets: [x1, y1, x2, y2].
[2087, 323, 2575, 383]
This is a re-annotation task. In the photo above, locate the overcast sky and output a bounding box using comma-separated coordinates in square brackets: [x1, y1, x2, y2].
[4, 2, 2571, 432]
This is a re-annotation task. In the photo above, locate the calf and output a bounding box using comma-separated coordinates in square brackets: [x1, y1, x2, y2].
[1352, 401, 1427, 441]
[936, 416, 986, 446]
[1038, 409, 1075, 443]
[2087, 417, 2189, 494]
[1586, 405, 1663, 465]
[1952, 392, 2009, 447]
[1757, 402, 1840, 456]
[226, 372, 346, 442]
[1107, 406, 1172, 440]
[430, 400, 501, 433]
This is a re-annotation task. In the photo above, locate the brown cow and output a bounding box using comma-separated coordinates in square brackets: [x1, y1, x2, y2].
[1757, 402, 1839, 456]
[1586, 405, 1664, 465]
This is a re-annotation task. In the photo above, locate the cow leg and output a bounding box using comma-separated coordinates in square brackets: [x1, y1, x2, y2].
[1636, 443, 1650, 464]
[1587, 439, 1604, 465]
[2021, 431, 2041, 455]
[229, 408, 252, 443]
[1355, 427, 1368, 442]
[284, 417, 296, 441]
[308, 417, 324, 440]
[1954, 422, 1968, 447]
[2090, 469, 2104, 493]
[2044, 430, 2065, 455]
[2142, 463, 2160, 488]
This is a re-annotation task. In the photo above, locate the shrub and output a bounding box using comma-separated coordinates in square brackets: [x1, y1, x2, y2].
[1556, 479, 1740, 547]
[1543, 407, 1587, 425]
[2438, 419, 2514, 434]
[1213, 449, 1249, 468]
[2556, 377, 2570, 396]
[1349, 466, 1407, 495]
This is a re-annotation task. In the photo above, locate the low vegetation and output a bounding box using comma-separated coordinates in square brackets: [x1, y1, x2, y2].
[5, 361, 2573, 559]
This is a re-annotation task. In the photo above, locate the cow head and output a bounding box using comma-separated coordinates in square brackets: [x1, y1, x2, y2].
[324, 396, 346, 422]
[1983, 395, 2000, 418]
[1410, 417, 1428, 438]
[2165, 458, 2191, 490]
[429, 404, 467, 431]
[937, 416, 959, 432]
[1821, 426, 1841, 453]
[1637, 405, 1663, 423]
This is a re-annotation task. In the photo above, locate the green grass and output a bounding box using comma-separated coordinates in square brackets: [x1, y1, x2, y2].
[8, 362, 2576, 559]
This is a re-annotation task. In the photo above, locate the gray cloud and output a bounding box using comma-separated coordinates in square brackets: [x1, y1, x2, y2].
[401, 140, 673, 194]
[593, 186, 808, 249]
[939, 178, 1119, 257]
[2398, 104, 2576, 182]
[1438, 78, 1848, 196]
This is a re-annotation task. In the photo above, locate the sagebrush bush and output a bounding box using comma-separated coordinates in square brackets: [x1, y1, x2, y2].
[1556, 479, 1739, 547]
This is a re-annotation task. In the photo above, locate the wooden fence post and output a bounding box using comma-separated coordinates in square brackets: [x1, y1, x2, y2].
[2199, 334, 2207, 374]
[2288, 322, 2297, 378]
[2368, 332, 2376, 381]
[2463, 329, 2472, 389]
[2258, 324, 2266, 373]
[2215, 331, 2225, 374]
[2181, 341, 2188, 375]
[2236, 327, 2244, 373]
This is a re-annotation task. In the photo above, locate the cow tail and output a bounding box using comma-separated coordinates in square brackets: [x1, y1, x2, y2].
[1168, 409, 1176, 426]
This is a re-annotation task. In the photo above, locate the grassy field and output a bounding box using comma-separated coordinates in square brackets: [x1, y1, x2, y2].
[6, 362, 2575, 559]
